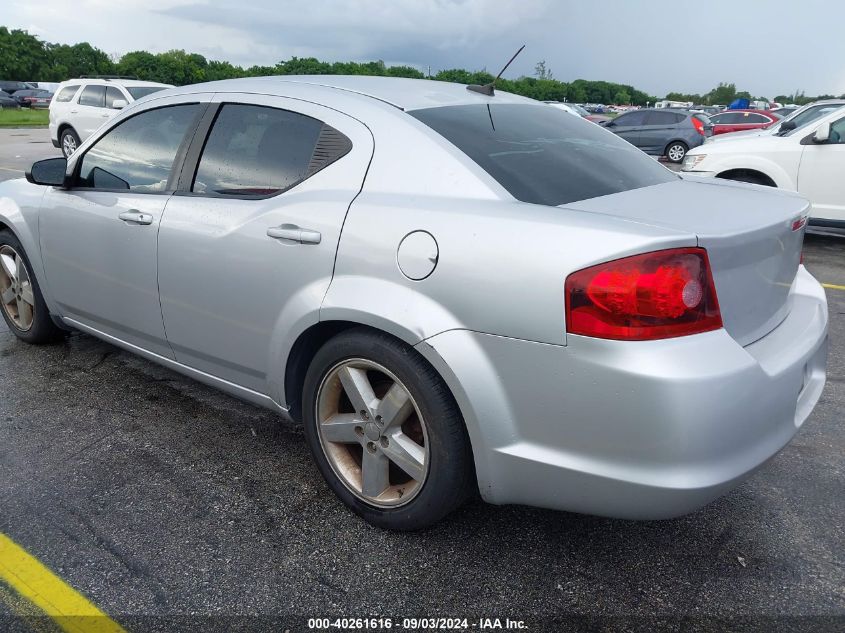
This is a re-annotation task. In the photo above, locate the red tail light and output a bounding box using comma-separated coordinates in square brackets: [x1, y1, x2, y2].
[691, 117, 705, 136]
[565, 248, 722, 341]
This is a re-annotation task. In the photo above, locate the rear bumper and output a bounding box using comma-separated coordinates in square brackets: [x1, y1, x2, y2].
[417, 266, 828, 519]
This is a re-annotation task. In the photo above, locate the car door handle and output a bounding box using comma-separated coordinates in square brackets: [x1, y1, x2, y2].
[118, 210, 153, 225]
[267, 224, 321, 244]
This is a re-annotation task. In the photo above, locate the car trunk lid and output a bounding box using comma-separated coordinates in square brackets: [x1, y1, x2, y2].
[563, 177, 808, 346]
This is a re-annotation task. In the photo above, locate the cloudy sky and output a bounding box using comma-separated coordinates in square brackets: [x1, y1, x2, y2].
[6, 0, 844, 98]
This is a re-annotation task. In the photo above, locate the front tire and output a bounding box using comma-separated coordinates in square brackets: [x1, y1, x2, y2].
[302, 328, 474, 530]
[0, 231, 64, 344]
[665, 141, 688, 163]
[60, 127, 81, 157]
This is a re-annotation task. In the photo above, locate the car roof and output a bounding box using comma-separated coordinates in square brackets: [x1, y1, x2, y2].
[58, 78, 172, 89]
[167, 75, 537, 111]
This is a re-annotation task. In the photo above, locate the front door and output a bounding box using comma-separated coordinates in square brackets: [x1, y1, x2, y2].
[39, 100, 208, 357]
[157, 95, 373, 396]
[798, 115, 845, 223]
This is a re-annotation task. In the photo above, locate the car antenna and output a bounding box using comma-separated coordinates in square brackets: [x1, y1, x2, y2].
[467, 44, 525, 96]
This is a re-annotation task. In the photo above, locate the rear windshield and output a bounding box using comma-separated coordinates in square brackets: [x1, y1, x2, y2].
[127, 86, 167, 100]
[409, 104, 677, 206]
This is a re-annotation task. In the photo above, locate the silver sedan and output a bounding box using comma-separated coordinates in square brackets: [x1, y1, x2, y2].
[0, 76, 828, 530]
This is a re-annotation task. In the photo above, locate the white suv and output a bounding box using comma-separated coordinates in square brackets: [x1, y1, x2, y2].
[682, 104, 845, 226]
[49, 76, 172, 156]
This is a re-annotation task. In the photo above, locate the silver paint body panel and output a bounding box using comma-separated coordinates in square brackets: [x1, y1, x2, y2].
[0, 76, 829, 518]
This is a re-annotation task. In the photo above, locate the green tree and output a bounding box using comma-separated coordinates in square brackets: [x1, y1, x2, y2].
[534, 60, 553, 80]
[47, 42, 114, 80]
[613, 90, 631, 105]
[706, 82, 738, 105]
[0, 27, 51, 80]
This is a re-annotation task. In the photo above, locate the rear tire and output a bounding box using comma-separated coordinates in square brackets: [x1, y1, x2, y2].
[0, 231, 64, 344]
[665, 141, 688, 163]
[60, 127, 80, 157]
[302, 328, 474, 530]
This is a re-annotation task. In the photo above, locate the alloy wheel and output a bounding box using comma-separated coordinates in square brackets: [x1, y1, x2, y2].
[62, 133, 77, 156]
[0, 245, 35, 332]
[667, 143, 686, 162]
[315, 358, 429, 507]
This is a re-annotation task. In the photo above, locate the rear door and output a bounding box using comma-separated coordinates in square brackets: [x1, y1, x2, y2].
[157, 94, 373, 396]
[639, 110, 684, 153]
[74, 85, 111, 139]
[797, 115, 845, 222]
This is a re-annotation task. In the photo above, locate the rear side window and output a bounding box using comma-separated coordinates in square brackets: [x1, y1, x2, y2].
[105, 87, 125, 109]
[410, 104, 677, 207]
[192, 104, 351, 197]
[77, 104, 203, 192]
[645, 111, 685, 125]
[127, 86, 167, 100]
[55, 85, 80, 102]
[78, 85, 106, 107]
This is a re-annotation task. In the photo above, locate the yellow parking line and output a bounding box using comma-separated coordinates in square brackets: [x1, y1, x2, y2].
[822, 283, 845, 291]
[0, 533, 125, 633]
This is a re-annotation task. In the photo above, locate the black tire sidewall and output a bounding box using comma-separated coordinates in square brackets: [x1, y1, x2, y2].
[0, 230, 63, 344]
[302, 329, 472, 530]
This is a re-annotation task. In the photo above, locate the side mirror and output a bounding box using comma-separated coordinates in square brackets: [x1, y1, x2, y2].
[111, 99, 128, 109]
[600, 120, 612, 127]
[813, 122, 831, 143]
[779, 120, 796, 132]
[25, 157, 67, 187]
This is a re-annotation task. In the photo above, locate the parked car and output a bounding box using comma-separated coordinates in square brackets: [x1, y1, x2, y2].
[690, 105, 721, 116]
[49, 77, 172, 156]
[0, 76, 828, 530]
[0, 80, 35, 95]
[601, 108, 711, 162]
[683, 105, 845, 226]
[12, 89, 52, 109]
[545, 101, 608, 123]
[707, 100, 845, 143]
[707, 109, 781, 136]
[0, 90, 20, 109]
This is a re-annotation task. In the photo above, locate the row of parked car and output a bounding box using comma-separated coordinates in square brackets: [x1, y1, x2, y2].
[0, 80, 55, 109]
[547, 98, 844, 226]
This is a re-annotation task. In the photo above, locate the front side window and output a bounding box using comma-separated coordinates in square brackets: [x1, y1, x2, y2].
[614, 111, 648, 126]
[410, 104, 677, 207]
[55, 85, 80, 102]
[192, 104, 350, 197]
[78, 85, 106, 107]
[781, 105, 843, 134]
[828, 118, 845, 144]
[77, 104, 202, 192]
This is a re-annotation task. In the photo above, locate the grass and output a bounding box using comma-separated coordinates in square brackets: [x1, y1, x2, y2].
[0, 108, 49, 128]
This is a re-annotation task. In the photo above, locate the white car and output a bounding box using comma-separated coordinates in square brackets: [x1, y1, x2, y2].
[705, 100, 845, 144]
[49, 77, 172, 156]
[683, 105, 845, 226]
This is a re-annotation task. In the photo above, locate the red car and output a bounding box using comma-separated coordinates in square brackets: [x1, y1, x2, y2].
[707, 109, 781, 135]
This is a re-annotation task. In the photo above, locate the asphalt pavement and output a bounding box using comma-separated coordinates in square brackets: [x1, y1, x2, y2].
[0, 127, 843, 632]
